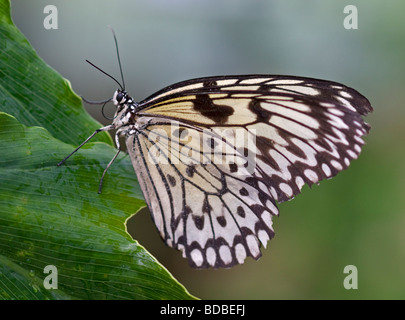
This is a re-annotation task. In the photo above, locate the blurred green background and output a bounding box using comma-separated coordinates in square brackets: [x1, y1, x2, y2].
[10, 0, 404, 299]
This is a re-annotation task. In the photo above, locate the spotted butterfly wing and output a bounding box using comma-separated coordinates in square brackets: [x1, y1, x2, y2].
[126, 119, 277, 268]
[122, 75, 372, 268]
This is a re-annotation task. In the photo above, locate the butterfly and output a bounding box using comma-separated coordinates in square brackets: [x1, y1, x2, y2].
[59, 31, 372, 269]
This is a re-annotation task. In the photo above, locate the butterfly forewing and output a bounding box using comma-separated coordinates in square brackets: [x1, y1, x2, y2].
[136, 75, 371, 203]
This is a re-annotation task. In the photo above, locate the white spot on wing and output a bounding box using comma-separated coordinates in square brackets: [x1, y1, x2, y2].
[191, 249, 204, 267]
[258, 181, 268, 193]
[295, 176, 305, 190]
[337, 96, 356, 112]
[277, 85, 320, 96]
[353, 121, 362, 128]
[329, 108, 345, 116]
[279, 183, 293, 197]
[266, 79, 304, 85]
[322, 163, 332, 177]
[226, 85, 260, 91]
[270, 187, 278, 201]
[217, 79, 238, 86]
[261, 210, 273, 229]
[265, 200, 279, 216]
[235, 243, 247, 264]
[177, 244, 186, 258]
[331, 160, 343, 170]
[206, 247, 216, 266]
[321, 102, 335, 108]
[327, 113, 349, 129]
[240, 78, 272, 84]
[304, 169, 318, 183]
[149, 83, 203, 102]
[258, 230, 270, 247]
[219, 245, 232, 264]
[347, 150, 357, 158]
[246, 235, 260, 258]
[340, 90, 353, 99]
[354, 144, 362, 153]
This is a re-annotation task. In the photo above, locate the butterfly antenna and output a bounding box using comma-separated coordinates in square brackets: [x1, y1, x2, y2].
[86, 59, 123, 90]
[81, 96, 112, 105]
[101, 99, 116, 120]
[108, 26, 126, 90]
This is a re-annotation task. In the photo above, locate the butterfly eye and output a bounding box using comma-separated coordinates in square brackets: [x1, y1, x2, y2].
[116, 91, 125, 103]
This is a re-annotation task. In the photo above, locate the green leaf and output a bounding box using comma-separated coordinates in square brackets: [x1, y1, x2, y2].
[0, 0, 110, 146]
[0, 0, 195, 300]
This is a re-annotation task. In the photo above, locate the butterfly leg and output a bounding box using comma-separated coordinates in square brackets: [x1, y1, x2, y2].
[97, 127, 126, 194]
[57, 124, 116, 166]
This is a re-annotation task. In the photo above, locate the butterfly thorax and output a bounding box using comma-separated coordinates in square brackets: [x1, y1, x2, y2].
[112, 89, 140, 128]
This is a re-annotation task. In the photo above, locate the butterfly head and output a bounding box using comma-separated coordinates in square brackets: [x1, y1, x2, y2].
[112, 89, 138, 115]
[113, 89, 129, 106]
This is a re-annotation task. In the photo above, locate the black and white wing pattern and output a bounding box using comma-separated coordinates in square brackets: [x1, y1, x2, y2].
[125, 75, 372, 268]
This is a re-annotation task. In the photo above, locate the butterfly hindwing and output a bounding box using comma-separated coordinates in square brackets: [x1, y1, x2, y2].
[126, 119, 277, 268]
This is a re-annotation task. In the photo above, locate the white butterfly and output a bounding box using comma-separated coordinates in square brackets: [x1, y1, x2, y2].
[59, 34, 372, 269]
